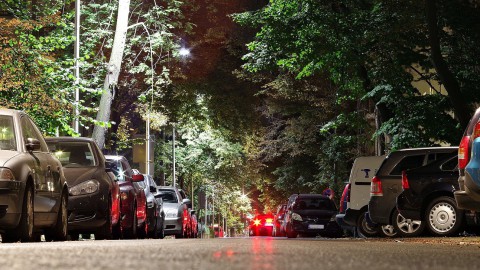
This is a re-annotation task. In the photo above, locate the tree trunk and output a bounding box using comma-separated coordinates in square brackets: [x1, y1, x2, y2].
[425, 0, 472, 129]
[92, 0, 131, 149]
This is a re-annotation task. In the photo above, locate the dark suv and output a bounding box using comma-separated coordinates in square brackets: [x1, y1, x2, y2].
[396, 151, 465, 236]
[455, 107, 480, 211]
[368, 147, 458, 237]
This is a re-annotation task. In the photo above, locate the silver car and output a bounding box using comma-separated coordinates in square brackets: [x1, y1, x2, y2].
[137, 174, 164, 238]
[0, 109, 69, 242]
[155, 186, 190, 238]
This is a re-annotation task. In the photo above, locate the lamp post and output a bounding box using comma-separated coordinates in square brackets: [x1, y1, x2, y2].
[127, 22, 154, 176]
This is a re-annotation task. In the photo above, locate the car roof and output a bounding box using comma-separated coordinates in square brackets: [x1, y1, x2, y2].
[295, 194, 327, 199]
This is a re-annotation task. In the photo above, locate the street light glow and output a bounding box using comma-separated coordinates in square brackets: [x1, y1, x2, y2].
[179, 47, 190, 57]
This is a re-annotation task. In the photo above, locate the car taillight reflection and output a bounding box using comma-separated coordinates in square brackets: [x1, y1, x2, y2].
[370, 176, 383, 196]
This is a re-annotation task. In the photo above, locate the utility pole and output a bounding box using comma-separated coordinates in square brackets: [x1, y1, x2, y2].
[172, 124, 176, 187]
[74, 0, 80, 133]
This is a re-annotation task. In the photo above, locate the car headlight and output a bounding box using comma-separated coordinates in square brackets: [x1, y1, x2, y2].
[165, 209, 178, 218]
[292, 213, 303, 221]
[0, 168, 15, 181]
[69, 180, 99, 196]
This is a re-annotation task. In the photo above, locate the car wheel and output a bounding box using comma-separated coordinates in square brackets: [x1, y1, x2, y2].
[138, 221, 147, 239]
[425, 196, 464, 236]
[356, 211, 379, 238]
[379, 224, 397, 237]
[392, 209, 425, 237]
[45, 192, 68, 241]
[95, 198, 113, 240]
[112, 222, 122, 240]
[124, 203, 138, 239]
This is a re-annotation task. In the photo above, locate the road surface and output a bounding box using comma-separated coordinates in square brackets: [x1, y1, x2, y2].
[1, 237, 479, 270]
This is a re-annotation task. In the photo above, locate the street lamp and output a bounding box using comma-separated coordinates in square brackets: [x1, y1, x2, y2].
[127, 22, 154, 176]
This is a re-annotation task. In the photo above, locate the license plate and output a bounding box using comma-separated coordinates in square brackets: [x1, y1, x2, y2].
[308, 224, 324, 229]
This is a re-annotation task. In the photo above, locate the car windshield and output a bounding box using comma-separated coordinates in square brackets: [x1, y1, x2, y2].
[0, 116, 16, 151]
[157, 190, 178, 203]
[293, 197, 336, 211]
[49, 142, 96, 167]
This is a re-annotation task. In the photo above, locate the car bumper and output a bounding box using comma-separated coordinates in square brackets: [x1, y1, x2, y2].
[0, 180, 25, 229]
[67, 191, 108, 231]
[335, 213, 355, 232]
[291, 220, 342, 236]
[396, 192, 421, 220]
[164, 217, 182, 235]
[368, 197, 390, 225]
[343, 208, 362, 227]
[250, 225, 273, 236]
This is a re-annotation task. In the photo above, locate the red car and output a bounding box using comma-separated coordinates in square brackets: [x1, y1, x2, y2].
[105, 155, 147, 239]
[249, 214, 275, 236]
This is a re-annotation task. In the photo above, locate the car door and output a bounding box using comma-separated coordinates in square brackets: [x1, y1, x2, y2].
[20, 115, 58, 224]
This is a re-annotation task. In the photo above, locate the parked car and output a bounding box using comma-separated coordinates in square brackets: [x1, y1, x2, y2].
[0, 109, 68, 242]
[178, 188, 193, 237]
[213, 224, 224, 237]
[368, 147, 458, 237]
[249, 213, 275, 236]
[105, 155, 146, 239]
[134, 174, 164, 238]
[396, 152, 466, 236]
[155, 186, 190, 238]
[455, 107, 480, 211]
[46, 137, 121, 240]
[272, 204, 286, 237]
[335, 183, 356, 235]
[338, 156, 386, 237]
[189, 210, 198, 238]
[284, 194, 342, 238]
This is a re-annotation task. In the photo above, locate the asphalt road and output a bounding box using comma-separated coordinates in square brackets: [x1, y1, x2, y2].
[1, 237, 480, 270]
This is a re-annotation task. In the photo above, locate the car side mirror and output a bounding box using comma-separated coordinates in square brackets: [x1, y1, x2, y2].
[132, 174, 144, 182]
[26, 138, 41, 152]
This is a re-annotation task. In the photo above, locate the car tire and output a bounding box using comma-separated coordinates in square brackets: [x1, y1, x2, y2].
[3, 186, 34, 243]
[45, 191, 68, 241]
[95, 198, 113, 240]
[124, 203, 138, 239]
[356, 211, 379, 238]
[138, 221, 147, 239]
[112, 222, 122, 240]
[425, 196, 464, 237]
[392, 209, 425, 237]
[379, 224, 397, 238]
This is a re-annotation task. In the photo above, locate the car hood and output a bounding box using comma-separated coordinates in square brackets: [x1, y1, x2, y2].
[63, 167, 98, 186]
[0, 150, 20, 167]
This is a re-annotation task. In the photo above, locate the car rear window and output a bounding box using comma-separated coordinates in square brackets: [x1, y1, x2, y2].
[441, 156, 458, 171]
[390, 155, 425, 175]
[293, 197, 336, 211]
[157, 190, 178, 203]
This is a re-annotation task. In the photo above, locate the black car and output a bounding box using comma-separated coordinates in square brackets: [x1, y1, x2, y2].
[396, 153, 465, 236]
[46, 137, 121, 240]
[368, 147, 458, 237]
[284, 194, 342, 238]
[0, 109, 68, 242]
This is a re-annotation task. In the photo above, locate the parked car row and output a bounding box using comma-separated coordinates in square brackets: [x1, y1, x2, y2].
[0, 109, 198, 242]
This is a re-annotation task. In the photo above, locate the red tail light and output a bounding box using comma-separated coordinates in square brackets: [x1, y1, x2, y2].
[370, 176, 383, 196]
[458, 136, 471, 169]
[401, 171, 409, 190]
[265, 218, 273, 224]
[253, 219, 261, 226]
[339, 183, 350, 213]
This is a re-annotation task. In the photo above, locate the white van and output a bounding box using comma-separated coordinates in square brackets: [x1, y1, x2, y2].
[340, 156, 385, 237]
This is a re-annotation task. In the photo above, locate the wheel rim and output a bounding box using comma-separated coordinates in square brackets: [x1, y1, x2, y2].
[429, 202, 456, 233]
[381, 225, 396, 237]
[361, 217, 377, 235]
[26, 189, 34, 238]
[395, 213, 422, 234]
